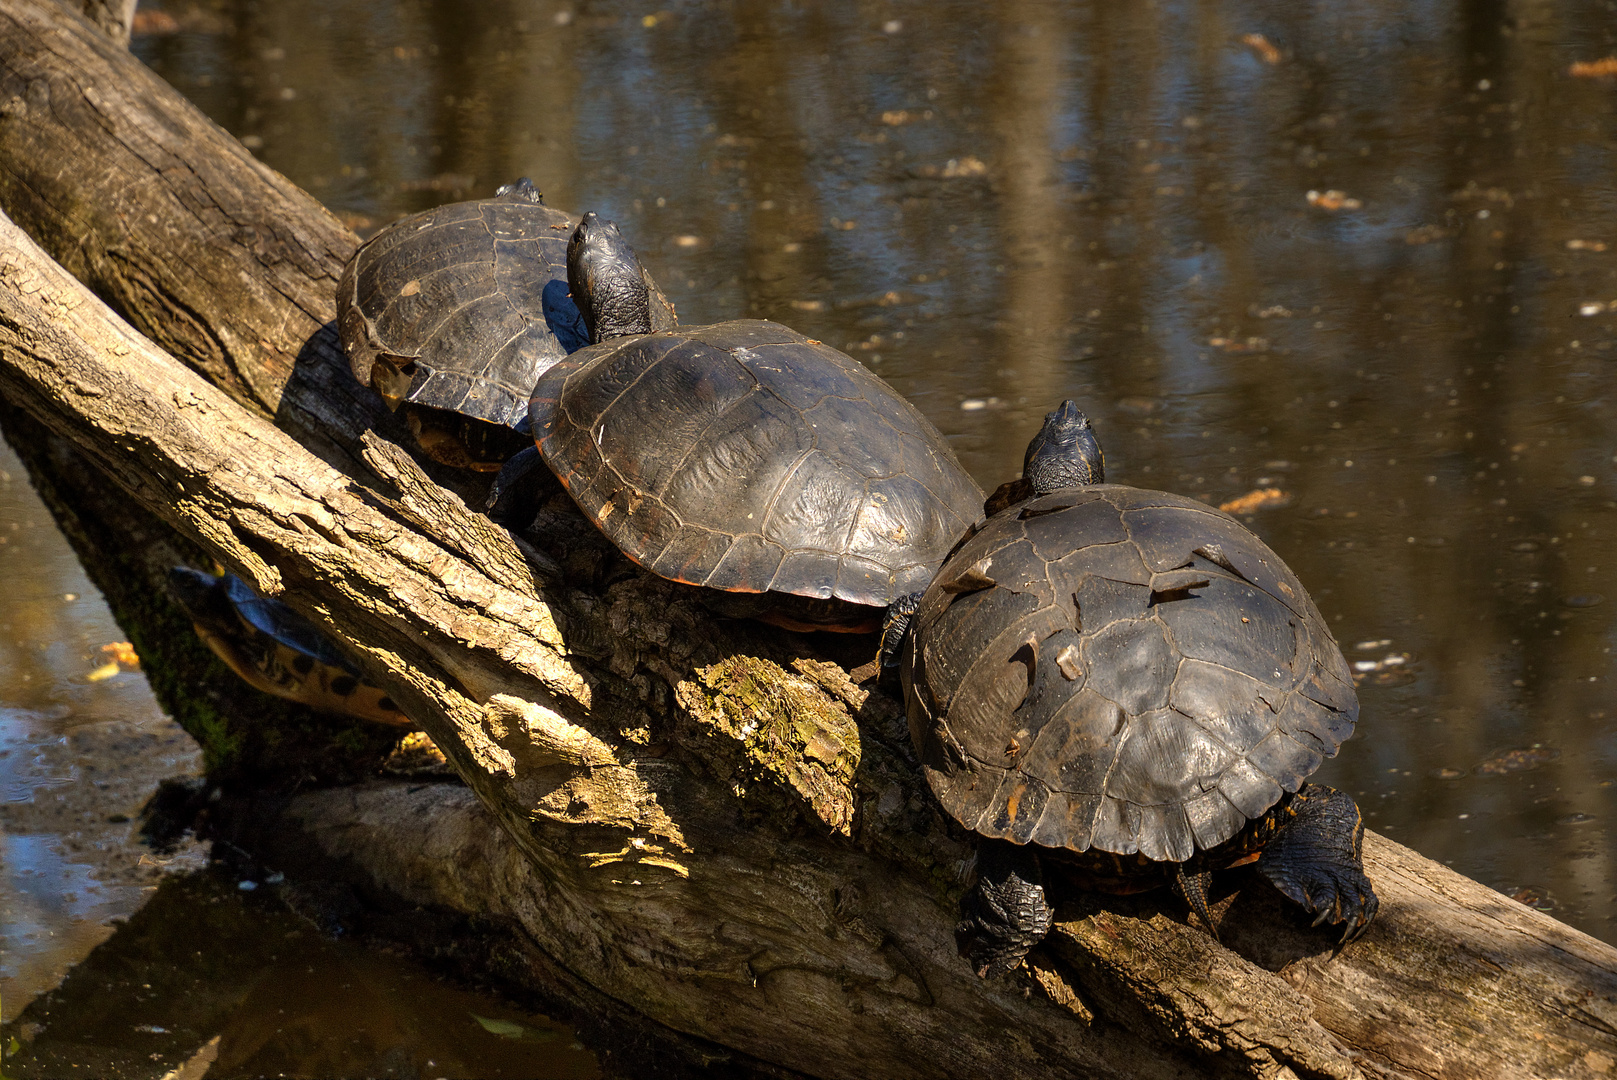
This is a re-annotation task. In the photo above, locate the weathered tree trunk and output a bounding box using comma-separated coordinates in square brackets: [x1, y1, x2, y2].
[58, 0, 129, 43]
[1, 3, 1616, 1079]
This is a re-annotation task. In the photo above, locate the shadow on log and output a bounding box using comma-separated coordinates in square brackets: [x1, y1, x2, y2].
[0, 2, 1615, 1078]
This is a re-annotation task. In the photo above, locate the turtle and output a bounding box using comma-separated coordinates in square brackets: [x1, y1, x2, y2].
[509, 212, 985, 633]
[336, 178, 677, 471]
[900, 401, 1378, 977]
[169, 567, 410, 727]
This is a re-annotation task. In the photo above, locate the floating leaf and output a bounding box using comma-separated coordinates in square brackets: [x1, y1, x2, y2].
[1570, 57, 1617, 78]
[1306, 189, 1362, 211]
[472, 1014, 526, 1039]
[102, 641, 140, 668]
[1240, 33, 1281, 64]
[470, 1013, 562, 1043]
[1218, 487, 1288, 514]
[1474, 746, 1560, 776]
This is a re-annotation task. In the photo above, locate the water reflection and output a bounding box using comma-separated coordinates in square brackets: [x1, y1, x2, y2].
[2, 871, 601, 1080]
[133, 0, 1617, 939]
[0, 438, 205, 1024]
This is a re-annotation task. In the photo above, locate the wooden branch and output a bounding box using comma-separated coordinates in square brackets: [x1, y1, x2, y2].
[2, 2, 1616, 1077]
[57, 0, 132, 45]
[0, 0, 407, 490]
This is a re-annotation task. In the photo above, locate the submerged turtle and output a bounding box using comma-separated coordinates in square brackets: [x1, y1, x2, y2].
[169, 568, 409, 727]
[901, 401, 1377, 977]
[516, 214, 984, 632]
[337, 179, 676, 471]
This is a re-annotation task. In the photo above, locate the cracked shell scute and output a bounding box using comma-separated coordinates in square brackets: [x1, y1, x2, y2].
[902, 484, 1357, 863]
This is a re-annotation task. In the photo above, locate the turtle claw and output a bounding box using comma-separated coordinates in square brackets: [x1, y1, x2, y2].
[1173, 864, 1220, 941]
[1255, 784, 1380, 943]
[879, 592, 922, 672]
[958, 842, 1053, 978]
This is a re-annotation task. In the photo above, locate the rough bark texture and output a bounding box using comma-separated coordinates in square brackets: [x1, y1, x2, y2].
[1, 2, 1616, 1078]
[60, 0, 130, 44]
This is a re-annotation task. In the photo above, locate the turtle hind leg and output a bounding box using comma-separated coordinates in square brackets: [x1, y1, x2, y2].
[957, 841, 1054, 978]
[1172, 864, 1220, 942]
[1255, 783, 1380, 943]
[877, 591, 922, 675]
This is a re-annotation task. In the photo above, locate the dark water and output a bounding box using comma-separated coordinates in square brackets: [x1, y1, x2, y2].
[137, 0, 1617, 932]
[10, 0, 1617, 1070]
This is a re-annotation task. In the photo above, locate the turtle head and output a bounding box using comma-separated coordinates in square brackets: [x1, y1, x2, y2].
[568, 212, 652, 344]
[1024, 400, 1104, 495]
[167, 566, 233, 635]
[494, 177, 544, 204]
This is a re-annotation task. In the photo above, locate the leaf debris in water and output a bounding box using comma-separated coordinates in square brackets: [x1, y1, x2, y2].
[1240, 33, 1281, 64]
[1474, 746, 1560, 775]
[1218, 487, 1288, 514]
[102, 641, 140, 668]
[471, 1013, 560, 1043]
[1569, 57, 1617, 77]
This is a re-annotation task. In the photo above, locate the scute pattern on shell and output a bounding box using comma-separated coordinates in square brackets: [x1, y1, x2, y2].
[531, 320, 984, 608]
[337, 193, 676, 429]
[904, 485, 1357, 864]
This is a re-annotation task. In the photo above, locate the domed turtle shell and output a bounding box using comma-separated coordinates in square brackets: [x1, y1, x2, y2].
[529, 319, 985, 629]
[337, 179, 676, 467]
[902, 484, 1357, 863]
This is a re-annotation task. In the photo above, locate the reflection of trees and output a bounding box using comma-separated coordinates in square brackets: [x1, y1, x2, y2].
[0, 872, 595, 1078]
[694, 1, 836, 324]
[987, 2, 1077, 415]
[132, 0, 581, 223]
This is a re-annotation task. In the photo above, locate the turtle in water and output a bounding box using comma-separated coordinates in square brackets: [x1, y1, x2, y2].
[900, 401, 1377, 977]
[169, 568, 409, 727]
[507, 213, 984, 633]
[337, 179, 677, 471]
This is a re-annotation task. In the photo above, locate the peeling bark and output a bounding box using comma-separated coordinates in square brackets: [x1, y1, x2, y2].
[1, 2, 1616, 1078]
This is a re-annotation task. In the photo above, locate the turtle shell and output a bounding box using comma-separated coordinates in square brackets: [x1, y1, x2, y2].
[902, 484, 1356, 864]
[337, 181, 676, 433]
[530, 319, 984, 620]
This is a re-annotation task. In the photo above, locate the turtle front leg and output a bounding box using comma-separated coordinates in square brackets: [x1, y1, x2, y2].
[957, 841, 1054, 978]
[1255, 783, 1379, 943]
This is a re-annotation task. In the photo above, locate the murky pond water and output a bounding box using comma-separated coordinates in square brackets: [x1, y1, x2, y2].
[137, 0, 1617, 933]
[11, 0, 1617, 1071]
[0, 434, 207, 1024]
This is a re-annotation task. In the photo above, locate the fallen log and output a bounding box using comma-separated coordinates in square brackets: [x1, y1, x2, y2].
[1, 2, 1616, 1077]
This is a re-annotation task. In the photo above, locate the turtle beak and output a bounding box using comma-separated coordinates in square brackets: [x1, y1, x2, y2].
[369, 353, 419, 411]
